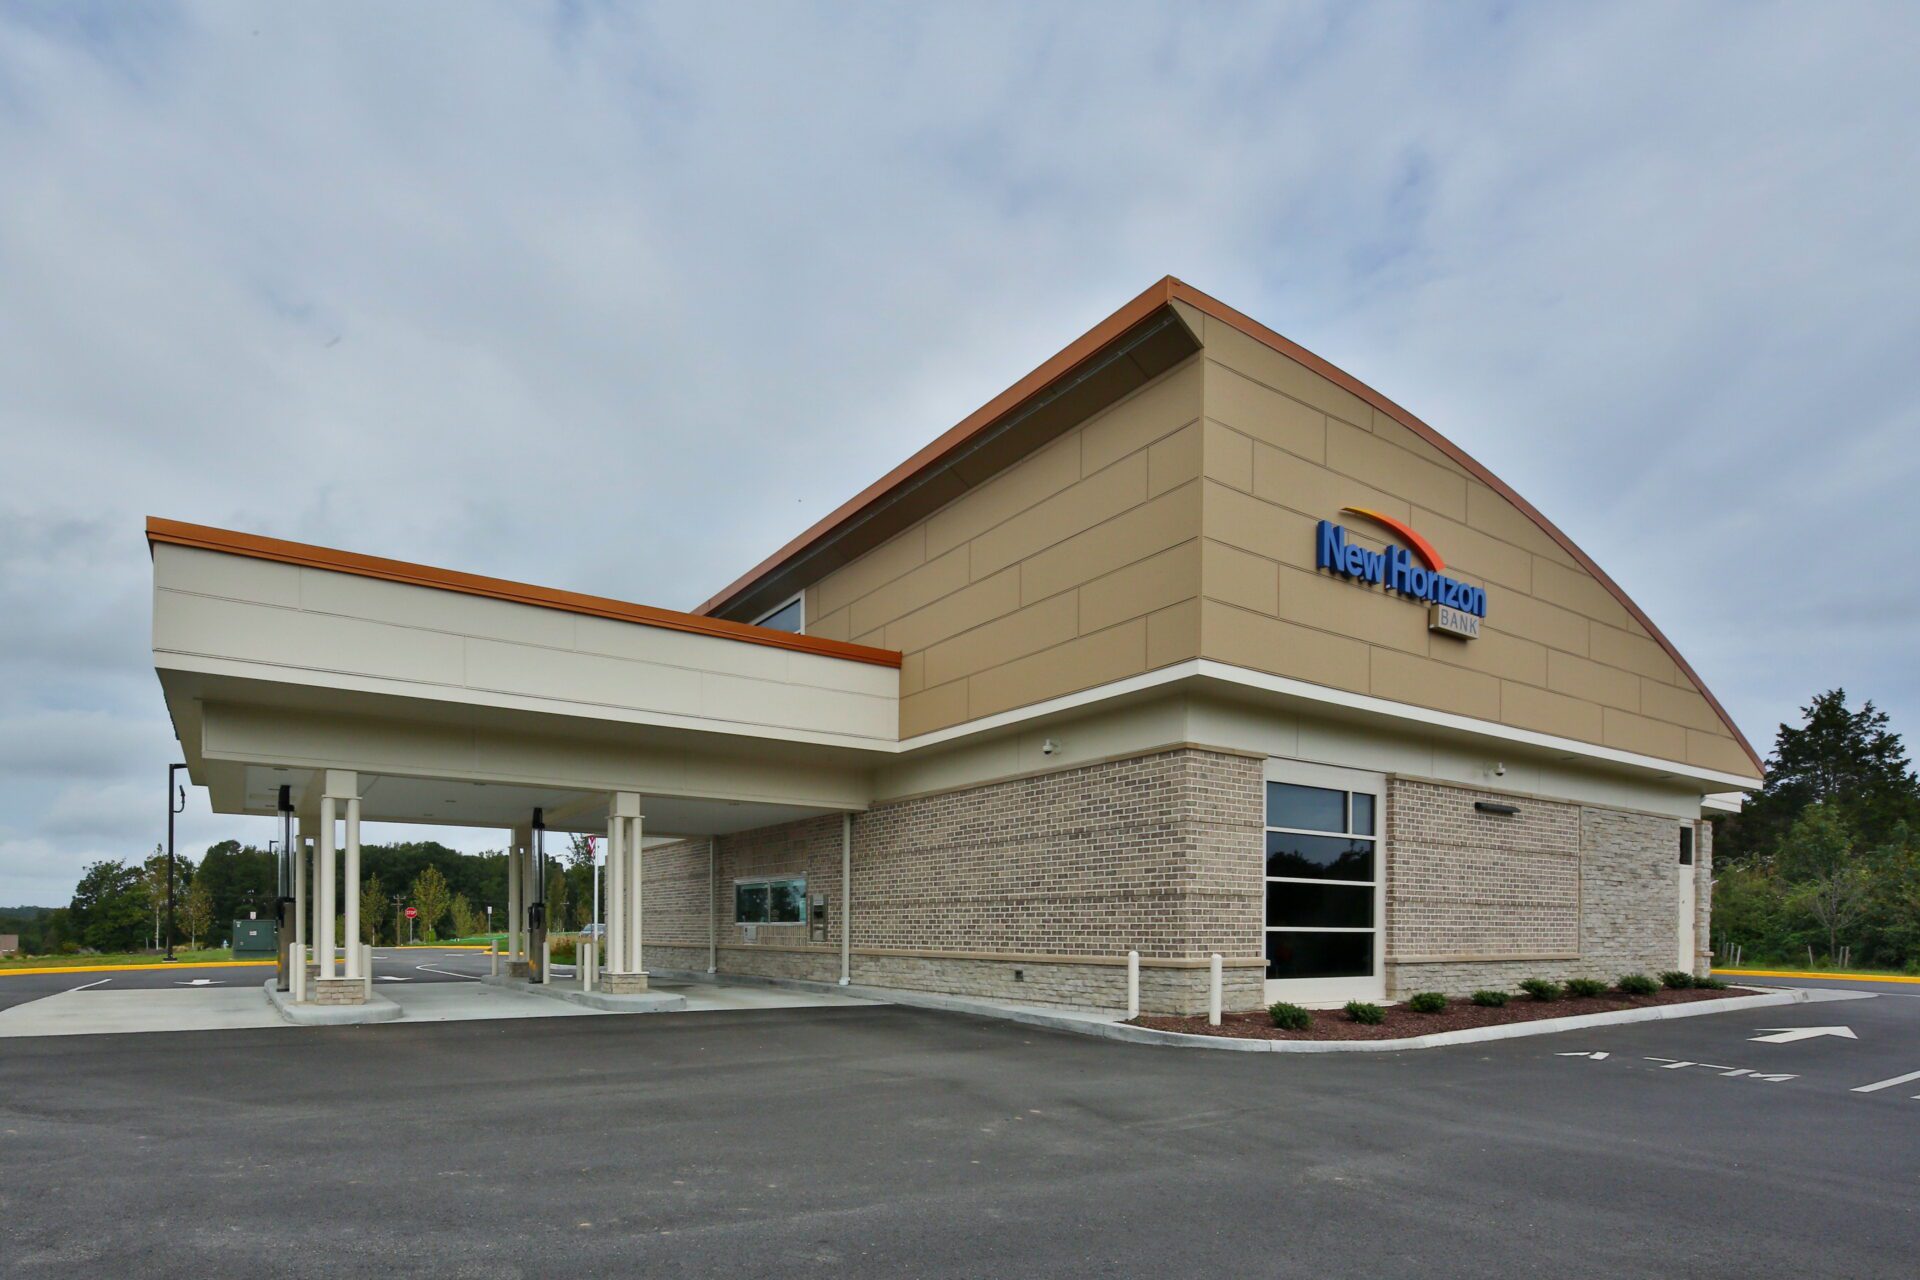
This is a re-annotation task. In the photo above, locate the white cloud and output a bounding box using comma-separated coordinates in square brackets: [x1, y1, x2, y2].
[0, 2, 1915, 902]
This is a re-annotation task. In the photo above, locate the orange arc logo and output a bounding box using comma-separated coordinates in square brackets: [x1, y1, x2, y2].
[1340, 507, 1445, 573]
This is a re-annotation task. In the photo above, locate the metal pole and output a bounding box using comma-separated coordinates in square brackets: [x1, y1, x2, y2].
[839, 814, 851, 986]
[166, 763, 186, 961]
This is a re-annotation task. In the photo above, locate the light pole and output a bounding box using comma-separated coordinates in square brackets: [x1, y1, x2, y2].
[165, 763, 186, 962]
[392, 894, 405, 949]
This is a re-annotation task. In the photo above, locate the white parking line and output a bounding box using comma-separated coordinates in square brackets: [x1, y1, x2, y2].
[69, 978, 111, 992]
[1851, 1069, 1920, 1094]
[414, 964, 481, 981]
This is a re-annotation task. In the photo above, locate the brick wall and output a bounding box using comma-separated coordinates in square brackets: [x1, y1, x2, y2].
[1386, 776, 1695, 996]
[1694, 818, 1713, 976]
[637, 756, 1702, 1010]
[1386, 778, 1582, 962]
[639, 748, 1265, 1013]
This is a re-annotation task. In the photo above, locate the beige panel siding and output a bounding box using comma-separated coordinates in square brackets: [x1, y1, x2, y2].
[806, 359, 1206, 739]
[967, 619, 1147, 720]
[1192, 334, 1751, 777]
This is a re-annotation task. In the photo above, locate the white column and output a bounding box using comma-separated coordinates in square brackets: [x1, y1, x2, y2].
[706, 839, 717, 974]
[605, 807, 624, 974]
[627, 812, 644, 975]
[318, 795, 337, 978]
[507, 839, 522, 961]
[839, 812, 852, 986]
[293, 825, 308, 951]
[342, 789, 362, 979]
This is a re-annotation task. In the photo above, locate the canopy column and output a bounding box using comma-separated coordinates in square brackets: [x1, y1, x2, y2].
[308, 770, 366, 1006]
[602, 791, 649, 994]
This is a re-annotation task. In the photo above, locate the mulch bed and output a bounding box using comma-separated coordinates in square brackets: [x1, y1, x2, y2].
[1129, 985, 1747, 1041]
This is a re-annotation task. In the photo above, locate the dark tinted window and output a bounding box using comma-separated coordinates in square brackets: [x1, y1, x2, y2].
[734, 883, 768, 923]
[1265, 832, 1373, 882]
[1267, 882, 1373, 929]
[1351, 793, 1375, 836]
[1267, 782, 1347, 832]
[756, 598, 803, 634]
[1679, 826, 1694, 866]
[1265, 931, 1373, 979]
[768, 880, 806, 923]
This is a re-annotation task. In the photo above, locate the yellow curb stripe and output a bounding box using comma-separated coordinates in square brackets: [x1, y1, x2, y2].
[0, 960, 280, 977]
[1716, 967, 1920, 985]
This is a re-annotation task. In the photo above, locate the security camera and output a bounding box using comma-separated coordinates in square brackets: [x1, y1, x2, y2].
[1041, 738, 1059, 756]
[1494, 762, 1506, 777]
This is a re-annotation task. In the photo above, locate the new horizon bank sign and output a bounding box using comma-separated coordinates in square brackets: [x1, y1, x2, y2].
[1316, 507, 1486, 639]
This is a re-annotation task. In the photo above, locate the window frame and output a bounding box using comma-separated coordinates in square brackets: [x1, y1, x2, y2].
[1262, 758, 1387, 1004]
[752, 593, 806, 635]
[733, 875, 807, 926]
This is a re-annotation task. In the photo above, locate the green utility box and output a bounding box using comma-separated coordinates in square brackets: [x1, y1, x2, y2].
[231, 918, 278, 958]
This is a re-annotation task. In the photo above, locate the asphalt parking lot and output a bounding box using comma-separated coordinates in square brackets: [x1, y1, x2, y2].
[0, 972, 1914, 1279]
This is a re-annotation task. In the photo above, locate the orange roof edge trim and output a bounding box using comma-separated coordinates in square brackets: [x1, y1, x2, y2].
[694, 275, 1761, 776]
[144, 516, 902, 670]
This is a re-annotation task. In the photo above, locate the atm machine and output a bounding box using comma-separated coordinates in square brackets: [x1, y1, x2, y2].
[525, 808, 547, 983]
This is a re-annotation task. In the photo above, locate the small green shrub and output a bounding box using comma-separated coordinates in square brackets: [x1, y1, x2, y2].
[1695, 975, 1729, 990]
[1564, 977, 1608, 998]
[549, 938, 579, 965]
[1407, 991, 1448, 1014]
[1518, 977, 1563, 1001]
[1618, 973, 1659, 996]
[1470, 989, 1510, 1007]
[1344, 1000, 1385, 1025]
[1658, 970, 1696, 990]
[1268, 1001, 1311, 1031]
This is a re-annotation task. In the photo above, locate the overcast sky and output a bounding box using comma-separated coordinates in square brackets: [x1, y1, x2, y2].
[2, 2, 1916, 905]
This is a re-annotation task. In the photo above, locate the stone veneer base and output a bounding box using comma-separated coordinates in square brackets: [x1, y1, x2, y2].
[264, 979, 402, 1026]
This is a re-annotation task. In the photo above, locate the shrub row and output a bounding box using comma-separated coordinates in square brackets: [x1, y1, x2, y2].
[1263, 971, 1732, 1029]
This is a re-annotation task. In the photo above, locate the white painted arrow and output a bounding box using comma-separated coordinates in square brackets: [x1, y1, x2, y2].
[176, 978, 223, 987]
[1749, 1025, 1857, 1044]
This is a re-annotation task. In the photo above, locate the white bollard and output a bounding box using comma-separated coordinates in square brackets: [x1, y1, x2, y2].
[1208, 953, 1223, 1027]
[1126, 950, 1140, 1020]
[542, 938, 552, 986]
[363, 944, 374, 1000]
[490, 938, 500, 977]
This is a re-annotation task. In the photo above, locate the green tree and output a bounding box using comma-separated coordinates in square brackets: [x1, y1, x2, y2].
[1780, 802, 1872, 962]
[194, 841, 277, 934]
[68, 861, 148, 952]
[1722, 690, 1920, 861]
[546, 865, 571, 933]
[359, 873, 386, 945]
[410, 865, 451, 942]
[448, 893, 482, 940]
[181, 878, 214, 950]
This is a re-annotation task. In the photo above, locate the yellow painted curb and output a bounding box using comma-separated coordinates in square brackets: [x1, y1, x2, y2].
[1717, 967, 1920, 986]
[0, 959, 279, 977]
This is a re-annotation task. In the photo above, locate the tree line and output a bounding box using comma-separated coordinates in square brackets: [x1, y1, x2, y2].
[1712, 689, 1920, 970]
[19, 834, 603, 956]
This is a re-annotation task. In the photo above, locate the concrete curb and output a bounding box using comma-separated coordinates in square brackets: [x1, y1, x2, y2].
[480, 973, 687, 1014]
[645, 969, 1874, 1052]
[263, 979, 404, 1026]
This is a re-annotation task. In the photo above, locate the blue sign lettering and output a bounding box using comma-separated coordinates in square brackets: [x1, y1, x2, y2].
[1315, 521, 1487, 618]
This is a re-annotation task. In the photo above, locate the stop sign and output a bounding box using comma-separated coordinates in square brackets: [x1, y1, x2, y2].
[404, 906, 418, 919]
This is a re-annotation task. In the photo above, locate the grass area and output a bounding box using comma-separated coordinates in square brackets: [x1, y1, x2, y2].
[0, 948, 235, 970]
[1717, 963, 1920, 980]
